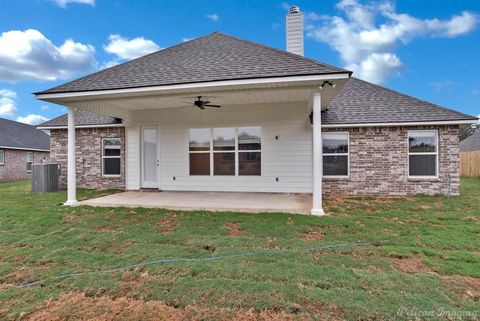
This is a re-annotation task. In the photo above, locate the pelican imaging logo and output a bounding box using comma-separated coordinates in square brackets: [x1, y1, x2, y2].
[397, 306, 479, 319]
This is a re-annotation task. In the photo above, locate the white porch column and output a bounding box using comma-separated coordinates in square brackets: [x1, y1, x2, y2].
[311, 91, 324, 215]
[65, 107, 77, 205]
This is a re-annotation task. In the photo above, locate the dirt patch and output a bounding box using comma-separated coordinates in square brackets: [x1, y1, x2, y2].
[223, 222, 243, 237]
[464, 215, 480, 224]
[156, 214, 179, 234]
[63, 212, 84, 224]
[25, 292, 315, 321]
[286, 217, 294, 225]
[441, 275, 480, 301]
[302, 301, 345, 321]
[112, 240, 135, 254]
[390, 258, 434, 274]
[300, 231, 325, 241]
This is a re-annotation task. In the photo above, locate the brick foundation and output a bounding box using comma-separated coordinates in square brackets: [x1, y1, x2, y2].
[322, 125, 460, 196]
[50, 127, 125, 189]
[0, 149, 50, 181]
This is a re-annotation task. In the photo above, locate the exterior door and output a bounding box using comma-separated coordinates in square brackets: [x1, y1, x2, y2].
[141, 127, 159, 188]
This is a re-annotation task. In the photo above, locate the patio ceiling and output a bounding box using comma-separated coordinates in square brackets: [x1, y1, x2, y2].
[38, 77, 349, 113]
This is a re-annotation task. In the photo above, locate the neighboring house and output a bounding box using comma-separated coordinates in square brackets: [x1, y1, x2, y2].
[0, 118, 50, 182]
[460, 131, 480, 153]
[36, 7, 477, 215]
[459, 131, 480, 178]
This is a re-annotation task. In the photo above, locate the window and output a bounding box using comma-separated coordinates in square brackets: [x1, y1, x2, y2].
[189, 128, 211, 175]
[238, 127, 261, 175]
[102, 138, 121, 176]
[26, 152, 33, 172]
[408, 130, 438, 177]
[322, 132, 349, 177]
[0, 149, 4, 165]
[189, 127, 261, 176]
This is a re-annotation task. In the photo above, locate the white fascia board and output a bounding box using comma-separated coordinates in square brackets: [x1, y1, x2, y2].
[322, 119, 477, 128]
[35, 73, 350, 100]
[0, 146, 50, 152]
[37, 123, 124, 130]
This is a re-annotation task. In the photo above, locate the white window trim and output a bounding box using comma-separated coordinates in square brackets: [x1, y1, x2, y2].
[188, 127, 262, 177]
[407, 130, 439, 179]
[26, 151, 33, 172]
[322, 131, 350, 178]
[0, 149, 4, 165]
[102, 138, 121, 177]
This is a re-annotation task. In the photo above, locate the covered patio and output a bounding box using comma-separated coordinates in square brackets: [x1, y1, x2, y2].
[79, 191, 312, 214]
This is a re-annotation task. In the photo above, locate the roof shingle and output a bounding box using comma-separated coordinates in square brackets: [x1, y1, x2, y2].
[460, 131, 480, 152]
[37, 110, 121, 128]
[0, 118, 50, 150]
[323, 78, 477, 125]
[37, 32, 349, 95]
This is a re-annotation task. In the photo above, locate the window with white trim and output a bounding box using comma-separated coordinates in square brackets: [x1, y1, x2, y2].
[322, 132, 349, 177]
[102, 138, 121, 176]
[26, 152, 33, 172]
[189, 127, 261, 176]
[0, 149, 4, 165]
[408, 130, 438, 177]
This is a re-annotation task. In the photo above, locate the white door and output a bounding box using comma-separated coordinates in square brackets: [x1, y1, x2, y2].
[141, 127, 158, 188]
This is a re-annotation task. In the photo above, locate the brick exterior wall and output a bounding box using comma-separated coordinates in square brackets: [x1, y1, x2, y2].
[0, 149, 50, 182]
[322, 125, 460, 196]
[50, 127, 125, 189]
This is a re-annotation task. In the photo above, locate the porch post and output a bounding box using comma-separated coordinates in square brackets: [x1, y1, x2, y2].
[311, 91, 324, 215]
[65, 107, 77, 205]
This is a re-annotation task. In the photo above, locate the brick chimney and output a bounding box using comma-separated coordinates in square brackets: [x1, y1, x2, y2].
[286, 6, 304, 56]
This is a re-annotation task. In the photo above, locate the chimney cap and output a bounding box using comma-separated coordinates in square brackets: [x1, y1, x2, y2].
[288, 6, 300, 14]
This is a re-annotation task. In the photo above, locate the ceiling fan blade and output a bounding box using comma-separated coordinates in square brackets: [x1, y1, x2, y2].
[204, 104, 221, 108]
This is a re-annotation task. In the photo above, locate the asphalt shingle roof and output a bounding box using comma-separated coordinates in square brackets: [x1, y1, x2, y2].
[37, 32, 349, 95]
[38, 110, 121, 128]
[460, 131, 480, 152]
[322, 78, 477, 125]
[0, 118, 50, 150]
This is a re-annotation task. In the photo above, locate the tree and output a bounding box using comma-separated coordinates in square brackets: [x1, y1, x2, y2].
[459, 123, 480, 141]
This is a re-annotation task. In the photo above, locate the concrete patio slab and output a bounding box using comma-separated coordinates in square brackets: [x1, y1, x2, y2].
[78, 191, 312, 214]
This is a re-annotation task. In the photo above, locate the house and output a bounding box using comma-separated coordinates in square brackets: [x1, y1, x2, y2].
[459, 131, 480, 178]
[36, 7, 477, 215]
[0, 118, 50, 181]
[460, 131, 480, 153]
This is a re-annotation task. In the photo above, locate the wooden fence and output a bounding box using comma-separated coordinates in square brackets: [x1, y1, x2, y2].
[460, 151, 480, 178]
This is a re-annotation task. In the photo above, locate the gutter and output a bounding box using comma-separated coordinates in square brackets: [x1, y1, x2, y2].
[322, 119, 477, 128]
[37, 123, 124, 130]
[0, 146, 50, 152]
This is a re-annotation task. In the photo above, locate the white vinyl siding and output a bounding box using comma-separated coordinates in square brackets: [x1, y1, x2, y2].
[129, 102, 312, 193]
[126, 125, 141, 190]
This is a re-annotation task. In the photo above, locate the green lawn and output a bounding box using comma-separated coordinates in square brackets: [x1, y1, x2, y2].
[0, 179, 479, 320]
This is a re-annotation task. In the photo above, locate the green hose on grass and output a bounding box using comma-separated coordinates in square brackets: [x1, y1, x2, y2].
[14, 238, 392, 290]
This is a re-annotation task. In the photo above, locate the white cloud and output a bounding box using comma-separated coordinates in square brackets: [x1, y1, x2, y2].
[182, 37, 194, 43]
[40, 105, 50, 110]
[0, 89, 18, 116]
[306, 0, 479, 83]
[16, 114, 50, 125]
[54, 0, 95, 8]
[104, 34, 160, 62]
[430, 80, 456, 93]
[0, 29, 96, 83]
[206, 14, 219, 22]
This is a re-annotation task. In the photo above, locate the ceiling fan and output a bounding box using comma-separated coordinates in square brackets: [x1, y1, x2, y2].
[180, 96, 221, 110]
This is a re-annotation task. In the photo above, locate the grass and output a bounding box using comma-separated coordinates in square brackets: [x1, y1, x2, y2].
[0, 179, 479, 320]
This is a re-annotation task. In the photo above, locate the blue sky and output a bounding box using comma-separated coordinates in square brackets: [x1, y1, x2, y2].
[0, 0, 478, 125]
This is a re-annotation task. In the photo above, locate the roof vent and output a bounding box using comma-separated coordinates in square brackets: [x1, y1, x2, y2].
[286, 5, 304, 56]
[288, 6, 300, 14]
